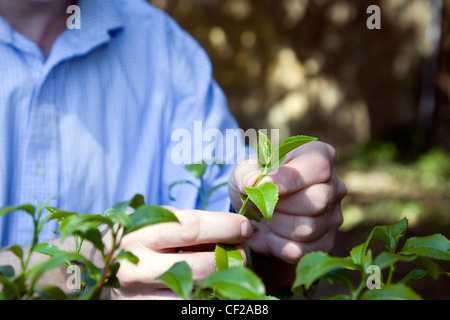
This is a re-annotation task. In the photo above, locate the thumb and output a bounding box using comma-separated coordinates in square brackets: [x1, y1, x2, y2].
[230, 156, 261, 194]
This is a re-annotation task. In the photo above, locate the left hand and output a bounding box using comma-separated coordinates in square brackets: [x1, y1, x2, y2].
[228, 141, 347, 264]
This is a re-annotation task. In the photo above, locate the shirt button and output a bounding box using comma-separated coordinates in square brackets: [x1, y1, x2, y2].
[36, 165, 47, 177]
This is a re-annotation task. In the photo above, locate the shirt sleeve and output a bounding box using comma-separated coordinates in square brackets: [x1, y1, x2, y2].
[159, 17, 247, 212]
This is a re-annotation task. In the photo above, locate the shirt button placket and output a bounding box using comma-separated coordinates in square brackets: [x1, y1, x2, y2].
[25, 80, 60, 211]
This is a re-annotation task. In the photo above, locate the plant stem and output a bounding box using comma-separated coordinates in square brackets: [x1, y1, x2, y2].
[24, 218, 39, 272]
[351, 278, 366, 300]
[387, 264, 396, 284]
[96, 229, 119, 298]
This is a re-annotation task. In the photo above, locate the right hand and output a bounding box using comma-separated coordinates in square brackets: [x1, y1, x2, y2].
[111, 208, 253, 299]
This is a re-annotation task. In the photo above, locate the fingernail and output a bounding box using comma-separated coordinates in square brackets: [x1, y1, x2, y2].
[259, 175, 273, 185]
[240, 170, 260, 191]
[241, 221, 253, 239]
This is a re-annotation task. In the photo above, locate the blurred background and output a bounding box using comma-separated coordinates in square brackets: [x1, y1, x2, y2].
[147, 0, 450, 298]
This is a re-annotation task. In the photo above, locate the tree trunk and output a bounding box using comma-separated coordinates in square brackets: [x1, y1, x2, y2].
[433, 0, 450, 149]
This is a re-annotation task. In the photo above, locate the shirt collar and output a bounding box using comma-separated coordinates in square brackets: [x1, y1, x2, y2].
[50, 0, 125, 61]
[0, 0, 125, 62]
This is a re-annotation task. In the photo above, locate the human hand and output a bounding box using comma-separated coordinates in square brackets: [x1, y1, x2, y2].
[111, 209, 253, 299]
[229, 141, 347, 264]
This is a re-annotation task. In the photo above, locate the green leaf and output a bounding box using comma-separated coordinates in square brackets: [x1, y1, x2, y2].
[215, 244, 244, 271]
[27, 252, 100, 290]
[244, 182, 279, 221]
[257, 131, 271, 169]
[111, 203, 131, 228]
[292, 251, 357, 292]
[269, 154, 286, 173]
[269, 135, 317, 168]
[372, 218, 408, 252]
[104, 261, 121, 289]
[201, 267, 266, 300]
[415, 256, 448, 280]
[350, 243, 365, 267]
[58, 214, 113, 241]
[185, 162, 208, 179]
[72, 223, 105, 253]
[398, 269, 428, 287]
[124, 205, 179, 235]
[116, 250, 139, 265]
[0, 204, 35, 219]
[400, 233, 450, 260]
[352, 218, 409, 267]
[0, 245, 24, 262]
[33, 243, 64, 257]
[156, 261, 193, 300]
[43, 207, 78, 223]
[0, 265, 15, 278]
[33, 285, 68, 300]
[323, 268, 353, 290]
[373, 252, 417, 270]
[242, 207, 261, 223]
[40, 207, 78, 234]
[128, 194, 146, 210]
[106, 194, 147, 229]
[360, 284, 422, 300]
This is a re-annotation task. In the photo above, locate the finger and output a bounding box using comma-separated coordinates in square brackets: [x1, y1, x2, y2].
[117, 250, 217, 289]
[112, 288, 182, 300]
[260, 141, 335, 195]
[274, 170, 346, 215]
[265, 229, 338, 264]
[119, 246, 246, 290]
[267, 205, 344, 242]
[135, 210, 253, 250]
[275, 181, 337, 216]
[229, 155, 261, 193]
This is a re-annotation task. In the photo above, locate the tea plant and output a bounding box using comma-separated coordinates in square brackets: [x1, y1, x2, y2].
[238, 131, 317, 222]
[3, 130, 447, 300]
[0, 194, 273, 300]
[291, 218, 450, 300]
[0, 195, 179, 300]
[157, 131, 318, 299]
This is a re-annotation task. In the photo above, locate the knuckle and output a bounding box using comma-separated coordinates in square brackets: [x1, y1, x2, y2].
[179, 212, 201, 244]
[314, 154, 332, 183]
[307, 184, 330, 213]
[281, 242, 303, 264]
[293, 217, 315, 241]
[116, 264, 136, 288]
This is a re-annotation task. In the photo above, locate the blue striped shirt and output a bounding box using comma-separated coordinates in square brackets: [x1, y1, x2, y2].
[0, 0, 245, 246]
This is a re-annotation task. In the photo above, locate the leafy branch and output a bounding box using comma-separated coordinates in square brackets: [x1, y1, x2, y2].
[291, 218, 450, 300]
[238, 131, 317, 222]
[0, 195, 178, 300]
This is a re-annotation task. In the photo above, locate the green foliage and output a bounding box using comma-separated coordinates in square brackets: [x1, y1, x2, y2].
[215, 244, 244, 270]
[244, 183, 279, 222]
[291, 217, 450, 300]
[3, 132, 447, 301]
[156, 131, 316, 300]
[0, 195, 178, 300]
[156, 261, 193, 300]
[238, 131, 317, 221]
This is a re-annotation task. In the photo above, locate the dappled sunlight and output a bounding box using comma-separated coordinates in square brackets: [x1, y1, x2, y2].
[149, 0, 450, 236]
